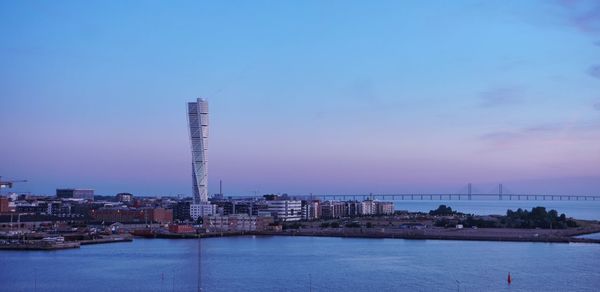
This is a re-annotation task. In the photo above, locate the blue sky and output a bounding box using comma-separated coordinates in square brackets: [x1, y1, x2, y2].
[1, 0, 599, 196]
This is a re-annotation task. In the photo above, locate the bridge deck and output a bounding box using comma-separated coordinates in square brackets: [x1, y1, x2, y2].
[225, 194, 600, 201]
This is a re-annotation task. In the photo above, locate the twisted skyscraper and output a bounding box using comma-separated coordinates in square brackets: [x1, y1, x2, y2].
[187, 98, 209, 203]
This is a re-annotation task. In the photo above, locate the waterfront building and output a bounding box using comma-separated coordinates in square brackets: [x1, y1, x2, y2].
[15, 201, 48, 214]
[47, 200, 73, 217]
[0, 216, 54, 231]
[320, 201, 348, 219]
[56, 189, 94, 201]
[210, 200, 234, 215]
[320, 201, 335, 218]
[209, 200, 266, 216]
[0, 197, 9, 213]
[203, 214, 274, 231]
[91, 207, 173, 224]
[187, 98, 209, 203]
[69, 202, 94, 219]
[116, 193, 133, 204]
[168, 224, 196, 234]
[266, 200, 302, 222]
[190, 203, 216, 221]
[204, 214, 228, 231]
[188, 98, 215, 219]
[257, 210, 274, 217]
[230, 201, 255, 215]
[375, 201, 394, 215]
[174, 201, 192, 221]
[359, 200, 375, 216]
[346, 201, 361, 217]
[301, 200, 320, 220]
[249, 201, 269, 216]
[229, 214, 273, 231]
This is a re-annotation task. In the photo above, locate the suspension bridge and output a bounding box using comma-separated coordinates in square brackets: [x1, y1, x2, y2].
[312, 184, 600, 201]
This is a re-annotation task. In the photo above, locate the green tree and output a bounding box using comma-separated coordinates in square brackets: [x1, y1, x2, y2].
[429, 205, 455, 216]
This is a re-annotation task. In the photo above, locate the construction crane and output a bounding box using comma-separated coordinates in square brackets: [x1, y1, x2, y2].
[0, 176, 28, 189]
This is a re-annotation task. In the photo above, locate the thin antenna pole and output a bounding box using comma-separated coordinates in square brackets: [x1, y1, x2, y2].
[198, 235, 202, 292]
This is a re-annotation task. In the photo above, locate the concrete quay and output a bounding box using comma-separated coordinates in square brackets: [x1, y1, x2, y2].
[129, 225, 600, 244]
[254, 226, 600, 244]
[0, 234, 133, 250]
[0, 241, 80, 250]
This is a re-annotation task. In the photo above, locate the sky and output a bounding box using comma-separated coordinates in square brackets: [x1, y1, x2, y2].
[1, 0, 599, 196]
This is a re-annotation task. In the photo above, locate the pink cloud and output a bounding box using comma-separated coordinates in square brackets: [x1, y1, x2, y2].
[557, 0, 600, 34]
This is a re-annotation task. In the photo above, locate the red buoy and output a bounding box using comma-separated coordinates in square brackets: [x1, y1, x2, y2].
[507, 272, 512, 284]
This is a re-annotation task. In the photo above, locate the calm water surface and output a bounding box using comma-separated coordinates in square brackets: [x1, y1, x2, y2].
[1, 236, 600, 292]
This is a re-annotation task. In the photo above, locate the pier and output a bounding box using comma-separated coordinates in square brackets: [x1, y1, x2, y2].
[0, 240, 80, 250]
[0, 235, 132, 250]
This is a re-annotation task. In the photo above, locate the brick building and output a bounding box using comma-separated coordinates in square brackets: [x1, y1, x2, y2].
[0, 197, 10, 213]
[91, 207, 172, 224]
[168, 224, 196, 234]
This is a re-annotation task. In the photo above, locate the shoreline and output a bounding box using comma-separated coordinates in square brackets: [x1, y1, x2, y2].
[3, 227, 599, 251]
[253, 230, 600, 244]
[131, 226, 600, 244]
[0, 235, 133, 251]
[0, 241, 80, 250]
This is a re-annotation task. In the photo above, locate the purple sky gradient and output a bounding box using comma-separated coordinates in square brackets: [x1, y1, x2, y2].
[1, 1, 599, 196]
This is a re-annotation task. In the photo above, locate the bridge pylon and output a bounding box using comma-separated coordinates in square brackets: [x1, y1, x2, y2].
[468, 183, 472, 200]
[499, 183, 503, 200]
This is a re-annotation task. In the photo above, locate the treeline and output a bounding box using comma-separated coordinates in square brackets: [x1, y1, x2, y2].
[429, 205, 464, 216]
[432, 206, 578, 229]
[501, 207, 577, 229]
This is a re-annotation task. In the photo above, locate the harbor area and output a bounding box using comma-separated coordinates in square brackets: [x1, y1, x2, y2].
[0, 231, 132, 250]
[2, 191, 600, 249]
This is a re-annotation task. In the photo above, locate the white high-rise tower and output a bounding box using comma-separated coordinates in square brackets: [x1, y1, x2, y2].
[188, 98, 209, 203]
[188, 98, 215, 220]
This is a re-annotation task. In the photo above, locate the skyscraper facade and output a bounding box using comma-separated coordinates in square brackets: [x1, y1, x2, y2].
[187, 98, 209, 203]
